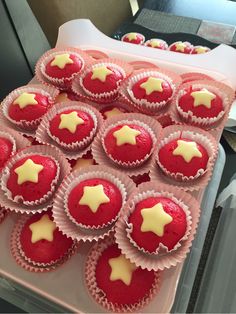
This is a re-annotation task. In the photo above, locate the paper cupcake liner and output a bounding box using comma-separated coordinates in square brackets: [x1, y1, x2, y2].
[0, 131, 16, 158]
[0, 207, 8, 224]
[121, 32, 145, 44]
[151, 124, 218, 191]
[95, 100, 134, 119]
[168, 41, 194, 52]
[84, 49, 109, 60]
[35, 47, 91, 90]
[52, 165, 135, 242]
[10, 215, 78, 273]
[144, 39, 168, 50]
[171, 80, 235, 130]
[85, 235, 161, 313]
[0, 145, 71, 214]
[35, 101, 103, 159]
[1, 84, 59, 132]
[55, 91, 80, 102]
[0, 126, 31, 152]
[72, 58, 133, 104]
[128, 60, 159, 71]
[180, 72, 214, 84]
[115, 181, 200, 271]
[92, 113, 162, 176]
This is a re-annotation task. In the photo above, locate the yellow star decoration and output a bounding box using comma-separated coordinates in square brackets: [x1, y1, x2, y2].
[173, 140, 202, 163]
[141, 203, 173, 237]
[29, 214, 56, 244]
[109, 254, 137, 286]
[191, 88, 216, 109]
[50, 53, 73, 69]
[13, 92, 38, 109]
[79, 184, 110, 213]
[113, 125, 141, 146]
[91, 66, 113, 82]
[150, 40, 161, 48]
[175, 42, 186, 52]
[14, 158, 44, 185]
[55, 93, 69, 102]
[140, 77, 164, 95]
[59, 111, 84, 133]
[72, 158, 94, 171]
[195, 46, 208, 54]
[126, 32, 137, 41]
[104, 107, 123, 119]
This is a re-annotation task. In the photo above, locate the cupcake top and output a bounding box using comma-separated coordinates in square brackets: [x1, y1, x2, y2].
[19, 212, 74, 265]
[127, 196, 188, 254]
[144, 38, 168, 50]
[121, 32, 145, 45]
[169, 41, 193, 54]
[191, 46, 211, 54]
[0, 133, 16, 170]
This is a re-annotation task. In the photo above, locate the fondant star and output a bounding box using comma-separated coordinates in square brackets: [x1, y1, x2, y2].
[140, 77, 164, 95]
[113, 125, 141, 146]
[13, 92, 38, 109]
[104, 107, 123, 119]
[50, 53, 73, 69]
[173, 140, 202, 163]
[126, 33, 137, 41]
[14, 158, 44, 185]
[91, 66, 113, 82]
[195, 46, 208, 54]
[150, 40, 161, 48]
[191, 88, 216, 108]
[109, 254, 137, 286]
[79, 184, 110, 213]
[72, 158, 94, 171]
[29, 214, 56, 244]
[141, 203, 173, 237]
[175, 42, 186, 52]
[59, 111, 84, 133]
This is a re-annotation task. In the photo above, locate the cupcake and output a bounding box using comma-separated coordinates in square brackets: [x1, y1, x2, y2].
[144, 38, 168, 50]
[85, 237, 161, 312]
[36, 47, 90, 90]
[169, 41, 193, 54]
[1, 85, 59, 132]
[0, 132, 16, 171]
[121, 32, 145, 45]
[11, 211, 77, 272]
[191, 46, 211, 54]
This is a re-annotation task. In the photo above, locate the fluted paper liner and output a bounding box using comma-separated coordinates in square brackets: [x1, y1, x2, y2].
[85, 236, 161, 312]
[10, 214, 78, 273]
[0, 84, 59, 134]
[72, 58, 133, 104]
[171, 80, 235, 130]
[0, 145, 71, 214]
[94, 100, 134, 119]
[115, 181, 200, 271]
[91, 113, 162, 176]
[151, 125, 218, 191]
[0, 207, 8, 224]
[35, 47, 91, 90]
[52, 165, 135, 242]
[0, 126, 31, 152]
[35, 101, 103, 160]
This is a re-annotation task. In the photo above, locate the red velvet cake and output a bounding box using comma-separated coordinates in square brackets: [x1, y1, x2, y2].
[144, 38, 168, 50]
[121, 32, 145, 45]
[0, 135, 15, 170]
[169, 41, 193, 54]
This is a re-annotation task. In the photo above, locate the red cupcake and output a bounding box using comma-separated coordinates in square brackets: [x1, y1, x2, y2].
[144, 38, 168, 50]
[191, 46, 211, 54]
[11, 212, 77, 272]
[0, 132, 16, 171]
[85, 238, 160, 312]
[169, 41, 193, 54]
[121, 32, 145, 45]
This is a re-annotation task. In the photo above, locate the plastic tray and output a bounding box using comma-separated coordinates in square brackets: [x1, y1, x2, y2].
[0, 19, 235, 313]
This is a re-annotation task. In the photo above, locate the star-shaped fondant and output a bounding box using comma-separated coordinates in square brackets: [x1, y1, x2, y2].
[113, 125, 141, 146]
[79, 184, 110, 213]
[104, 107, 123, 119]
[175, 42, 186, 52]
[195, 46, 208, 54]
[173, 140, 202, 163]
[59, 111, 84, 133]
[29, 214, 56, 244]
[13, 92, 38, 109]
[141, 203, 173, 237]
[140, 77, 164, 95]
[150, 40, 161, 48]
[72, 158, 94, 171]
[109, 254, 137, 285]
[126, 33, 137, 41]
[191, 88, 216, 108]
[50, 53, 73, 69]
[14, 158, 44, 185]
[91, 66, 113, 82]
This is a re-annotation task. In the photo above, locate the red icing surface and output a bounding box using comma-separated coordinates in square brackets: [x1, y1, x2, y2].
[8, 93, 51, 122]
[158, 138, 209, 177]
[131, 77, 173, 104]
[95, 244, 156, 305]
[169, 42, 193, 54]
[122, 33, 144, 45]
[67, 178, 122, 227]
[100, 105, 128, 119]
[45, 54, 83, 79]
[178, 87, 223, 118]
[20, 212, 73, 264]
[49, 109, 95, 145]
[104, 124, 153, 164]
[7, 155, 58, 202]
[129, 197, 187, 253]
[0, 137, 13, 169]
[82, 66, 124, 95]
